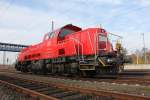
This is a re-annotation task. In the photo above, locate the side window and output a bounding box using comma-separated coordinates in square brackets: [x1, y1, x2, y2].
[43, 32, 55, 41]
[59, 29, 75, 38]
[59, 48, 65, 55]
[48, 32, 55, 38]
[43, 33, 49, 41]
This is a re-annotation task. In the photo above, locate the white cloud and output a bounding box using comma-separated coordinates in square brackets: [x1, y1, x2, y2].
[93, 0, 122, 5]
[0, 0, 150, 64]
[0, 1, 74, 45]
[136, 0, 150, 6]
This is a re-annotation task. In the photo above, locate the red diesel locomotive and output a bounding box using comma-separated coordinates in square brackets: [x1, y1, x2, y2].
[15, 24, 124, 76]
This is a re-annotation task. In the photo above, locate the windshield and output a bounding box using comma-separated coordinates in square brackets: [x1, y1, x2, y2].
[99, 35, 107, 42]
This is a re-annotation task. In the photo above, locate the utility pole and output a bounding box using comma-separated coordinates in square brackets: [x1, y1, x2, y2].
[136, 55, 139, 64]
[7, 58, 9, 65]
[142, 33, 146, 64]
[3, 51, 6, 65]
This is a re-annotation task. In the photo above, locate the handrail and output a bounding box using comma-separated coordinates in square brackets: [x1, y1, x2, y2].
[94, 31, 99, 60]
[69, 37, 84, 61]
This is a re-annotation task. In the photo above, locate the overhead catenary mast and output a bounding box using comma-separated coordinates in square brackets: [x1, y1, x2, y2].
[51, 21, 54, 32]
[141, 33, 147, 64]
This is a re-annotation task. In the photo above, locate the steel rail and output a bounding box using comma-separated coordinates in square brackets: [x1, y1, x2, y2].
[0, 80, 58, 100]
[1, 69, 150, 86]
[0, 75, 90, 100]
[0, 74, 149, 100]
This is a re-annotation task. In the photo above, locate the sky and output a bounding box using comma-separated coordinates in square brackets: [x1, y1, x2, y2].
[0, 0, 150, 64]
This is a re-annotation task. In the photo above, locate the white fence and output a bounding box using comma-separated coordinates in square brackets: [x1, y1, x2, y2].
[124, 64, 150, 70]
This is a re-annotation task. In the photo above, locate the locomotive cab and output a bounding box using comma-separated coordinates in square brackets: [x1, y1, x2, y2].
[95, 31, 124, 74]
[58, 24, 82, 41]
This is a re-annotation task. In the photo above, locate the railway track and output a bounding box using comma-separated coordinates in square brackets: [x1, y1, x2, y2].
[20, 73, 150, 86]
[0, 74, 95, 100]
[0, 74, 150, 100]
[0, 69, 150, 86]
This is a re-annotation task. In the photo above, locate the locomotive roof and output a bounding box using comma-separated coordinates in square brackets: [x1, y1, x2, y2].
[62, 24, 82, 31]
[52, 24, 82, 33]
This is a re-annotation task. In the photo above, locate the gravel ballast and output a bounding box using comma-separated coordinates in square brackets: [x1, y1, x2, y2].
[0, 84, 35, 100]
[0, 72, 150, 97]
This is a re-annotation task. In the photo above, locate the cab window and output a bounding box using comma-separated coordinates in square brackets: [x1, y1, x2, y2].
[99, 35, 107, 42]
[59, 29, 75, 38]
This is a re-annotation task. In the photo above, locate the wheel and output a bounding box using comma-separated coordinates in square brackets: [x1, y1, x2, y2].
[32, 70, 37, 74]
[79, 70, 87, 77]
[21, 66, 28, 73]
[109, 65, 123, 75]
[118, 65, 124, 73]
[96, 66, 109, 75]
[46, 64, 52, 73]
[70, 63, 78, 75]
[51, 64, 57, 74]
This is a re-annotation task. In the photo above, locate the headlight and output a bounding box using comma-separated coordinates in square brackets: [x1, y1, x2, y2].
[107, 59, 113, 63]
